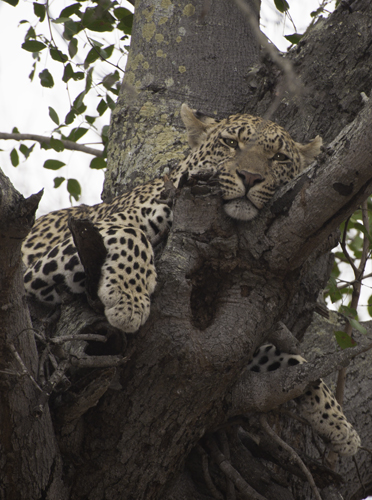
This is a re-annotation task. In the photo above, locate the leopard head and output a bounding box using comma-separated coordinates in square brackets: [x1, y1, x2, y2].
[179, 104, 322, 221]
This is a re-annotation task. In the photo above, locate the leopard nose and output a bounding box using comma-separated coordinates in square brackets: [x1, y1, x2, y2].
[237, 170, 263, 190]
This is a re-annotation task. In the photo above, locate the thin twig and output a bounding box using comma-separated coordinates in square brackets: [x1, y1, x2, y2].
[0, 132, 104, 157]
[259, 414, 322, 500]
[233, 0, 302, 118]
[8, 343, 42, 393]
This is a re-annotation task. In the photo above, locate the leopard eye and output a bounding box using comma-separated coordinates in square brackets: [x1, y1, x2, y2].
[272, 152, 290, 162]
[222, 138, 239, 149]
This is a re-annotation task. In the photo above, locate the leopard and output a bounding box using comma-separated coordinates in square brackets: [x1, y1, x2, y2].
[248, 344, 361, 456]
[22, 103, 322, 334]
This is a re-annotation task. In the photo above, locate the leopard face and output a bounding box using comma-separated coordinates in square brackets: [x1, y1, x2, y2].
[175, 105, 322, 220]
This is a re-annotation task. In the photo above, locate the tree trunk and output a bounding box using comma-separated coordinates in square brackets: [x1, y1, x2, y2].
[104, 0, 260, 198]
[3, 0, 372, 499]
[0, 173, 67, 500]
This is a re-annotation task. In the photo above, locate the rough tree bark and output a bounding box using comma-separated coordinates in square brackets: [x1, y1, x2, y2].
[2, 0, 372, 499]
[104, 0, 260, 198]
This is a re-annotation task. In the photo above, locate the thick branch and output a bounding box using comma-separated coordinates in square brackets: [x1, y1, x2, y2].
[245, 96, 372, 272]
[0, 132, 104, 157]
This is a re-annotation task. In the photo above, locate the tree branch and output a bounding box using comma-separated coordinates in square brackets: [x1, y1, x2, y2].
[244, 96, 372, 272]
[0, 132, 104, 157]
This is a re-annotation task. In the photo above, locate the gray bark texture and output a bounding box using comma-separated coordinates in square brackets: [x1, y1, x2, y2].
[104, 0, 260, 198]
[2, 0, 372, 499]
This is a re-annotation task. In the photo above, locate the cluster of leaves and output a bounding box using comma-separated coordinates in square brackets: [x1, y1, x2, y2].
[4, 0, 133, 201]
[325, 199, 372, 347]
[274, 0, 337, 46]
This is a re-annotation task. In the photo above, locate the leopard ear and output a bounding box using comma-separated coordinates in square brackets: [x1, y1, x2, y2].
[296, 135, 323, 166]
[180, 103, 218, 149]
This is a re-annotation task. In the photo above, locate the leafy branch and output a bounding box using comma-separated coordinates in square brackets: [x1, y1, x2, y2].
[1, 0, 134, 201]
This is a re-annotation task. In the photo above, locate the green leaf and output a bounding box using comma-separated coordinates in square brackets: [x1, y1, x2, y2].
[29, 62, 36, 82]
[352, 221, 372, 243]
[40, 141, 51, 150]
[62, 63, 74, 83]
[100, 44, 114, 59]
[54, 176, 65, 188]
[52, 17, 71, 24]
[33, 2, 46, 21]
[85, 67, 94, 92]
[22, 40, 46, 52]
[50, 137, 64, 152]
[117, 13, 133, 35]
[3, 0, 19, 6]
[50, 47, 69, 63]
[106, 94, 116, 110]
[339, 305, 358, 318]
[68, 38, 78, 58]
[49, 106, 60, 125]
[114, 7, 133, 20]
[65, 109, 76, 125]
[85, 115, 96, 125]
[284, 33, 303, 45]
[274, 0, 290, 13]
[90, 157, 106, 169]
[82, 6, 115, 32]
[84, 47, 100, 69]
[54, 176, 66, 188]
[67, 127, 88, 142]
[334, 331, 356, 350]
[97, 99, 108, 116]
[72, 71, 84, 81]
[72, 92, 87, 115]
[44, 159, 66, 170]
[367, 295, 372, 318]
[88, 37, 103, 48]
[19, 143, 35, 159]
[12, 126, 20, 134]
[10, 148, 19, 166]
[25, 26, 36, 40]
[39, 69, 54, 88]
[348, 317, 367, 335]
[59, 3, 81, 18]
[67, 178, 81, 201]
[63, 20, 80, 41]
[100, 71, 120, 90]
[101, 125, 109, 144]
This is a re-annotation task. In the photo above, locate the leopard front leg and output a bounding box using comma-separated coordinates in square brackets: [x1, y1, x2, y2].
[97, 224, 157, 333]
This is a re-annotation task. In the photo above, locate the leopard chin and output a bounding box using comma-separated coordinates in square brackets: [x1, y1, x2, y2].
[223, 198, 259, 221]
